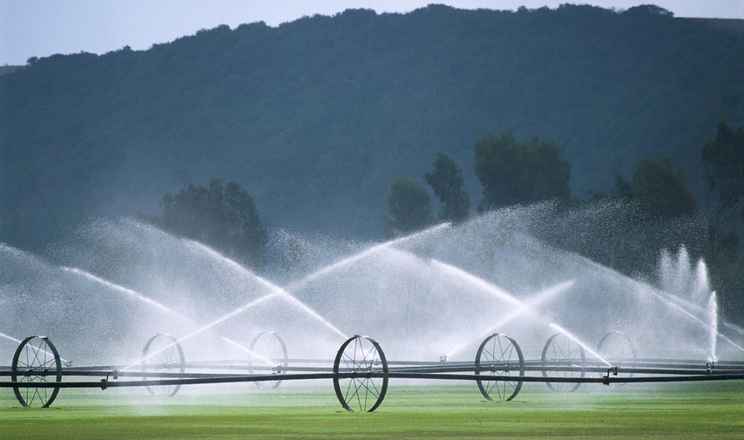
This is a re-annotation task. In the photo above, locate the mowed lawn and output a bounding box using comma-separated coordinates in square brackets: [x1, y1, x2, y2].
[1, 381, 743, 439]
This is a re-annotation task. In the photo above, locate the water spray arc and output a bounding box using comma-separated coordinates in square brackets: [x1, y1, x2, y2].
[59, 265, 307, 377]
[3, 206, 744, 411]
[618, 266, 740, 356]
[652, 287, 740, 357]
[0, 332, 22, 345]
[186, 238, 349, 341]
[706, 292, 719, 362]
[430, 260, 612, 365]
[59, 237, 350, 372]
[222, 337, 276, 367]
[285, 222, 450, 292]
[120, 292, 279, 372]
[63, 267, 195, 322]
[444, 280, 575, 359]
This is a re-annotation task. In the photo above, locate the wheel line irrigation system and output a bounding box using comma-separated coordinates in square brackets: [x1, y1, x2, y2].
[3, 332, 744, 412]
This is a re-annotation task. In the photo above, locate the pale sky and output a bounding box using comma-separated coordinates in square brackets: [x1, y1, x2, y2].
[1, 0, 743, 66]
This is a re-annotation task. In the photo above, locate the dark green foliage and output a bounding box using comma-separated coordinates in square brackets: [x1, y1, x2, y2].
[702, 121, 744, 225]
[474, 129, 571, 211]
[556, 155, 701, 289]
[0, 5, 742, 251]
[384, 175, 434, 237]
[610, 174, 633, 199]
[157, 178, 267, 269]
[701, 121, 744, 321]
[626, 156, 697, 219]
[531, 199, 708, 287]
[424, 152, 470, 223]
[595, 156, 697, 219]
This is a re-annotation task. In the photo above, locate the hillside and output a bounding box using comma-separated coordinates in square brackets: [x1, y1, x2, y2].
[1, 4, 743, 252]
[0, 66, 25, 76]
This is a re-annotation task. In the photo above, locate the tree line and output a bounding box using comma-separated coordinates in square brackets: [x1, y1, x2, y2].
[4, 3, 737, 320]
[151, 121, 743, 325]
[382, 122, 743, 322]
[385, 127, 700, 234]
[2, 4, 741, 252]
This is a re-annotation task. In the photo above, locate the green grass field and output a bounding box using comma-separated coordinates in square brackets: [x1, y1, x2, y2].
[2, 381, 743, 439]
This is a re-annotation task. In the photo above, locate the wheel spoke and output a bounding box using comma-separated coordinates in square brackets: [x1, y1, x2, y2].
[333, 335, 388, 412]
[597, 331, 636, 385]
[142, 333, 185, 397]
[12, 336, 62, 408]
[475, 334, 524, 402]
[249, 332, 288, 388]
[541, 333, 585, 392]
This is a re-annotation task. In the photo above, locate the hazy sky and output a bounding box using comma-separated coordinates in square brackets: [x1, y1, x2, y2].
[2, 0, 742, 65]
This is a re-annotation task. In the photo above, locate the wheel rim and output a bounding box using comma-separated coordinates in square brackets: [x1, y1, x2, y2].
[475, 333, 524, 401]
[141, 333, 185, 397]
[248, 331, 288, 388]
[541, 332, 585, 392]
[597, 331, 636, 383]
[11, 336, 62, 408]
[333, 335, 388, 412]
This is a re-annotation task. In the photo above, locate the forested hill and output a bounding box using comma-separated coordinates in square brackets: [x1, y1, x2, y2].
[2, 4, 743, 251]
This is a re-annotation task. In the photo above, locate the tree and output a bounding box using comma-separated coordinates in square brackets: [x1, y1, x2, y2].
[474, 129, 571, 211]
[158, 177, 268, 268]
[609, 174, 632, 199]
[596, 156, 697, 219]
[546, 156, 702, 289]
[582, 156, 702, 286]
[424, 152, 470, 223]
[702, 121, 744, 261]
[384, 175, 434, 238]
[622, 156, 697, 219]
[701, 121, 744, 322]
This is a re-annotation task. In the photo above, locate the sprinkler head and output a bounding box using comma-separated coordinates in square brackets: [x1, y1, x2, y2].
[603, 366, 618, 385]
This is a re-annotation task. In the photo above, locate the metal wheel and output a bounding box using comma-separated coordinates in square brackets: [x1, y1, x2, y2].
[475, 333, 524, 401]
[541, 332, 585, 392]
[597, 331, 636, 384]
[11, 336, 62, 408]
[333, 335, 388, 412]
[141, 333, 185, 397]
[248, 331, 288, 388]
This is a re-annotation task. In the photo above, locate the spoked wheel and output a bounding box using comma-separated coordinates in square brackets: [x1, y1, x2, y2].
[541, 332, 585, 392]
[141, 333, 185, 397]
[333, 335, 389, 412]
[11, 336, 62, 408]
[248, 331, 288, 388]
[475, 333, 524, 401]
[597, 331, 636, 384]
